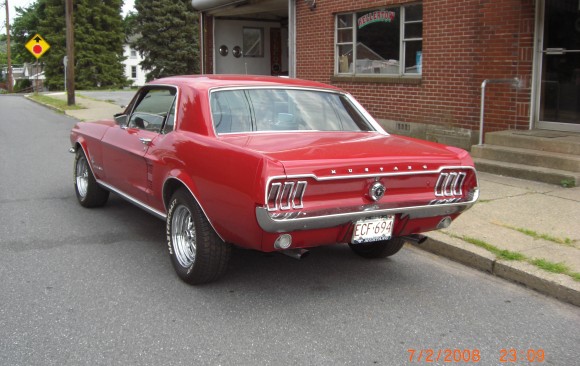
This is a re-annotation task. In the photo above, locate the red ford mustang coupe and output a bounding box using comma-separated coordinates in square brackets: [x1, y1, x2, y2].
[70, 75, 479, 284]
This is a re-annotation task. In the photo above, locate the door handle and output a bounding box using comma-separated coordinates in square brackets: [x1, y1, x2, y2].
[139, 138, 152, 145]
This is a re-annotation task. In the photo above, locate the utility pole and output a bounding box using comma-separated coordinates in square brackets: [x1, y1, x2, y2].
[65, 0, 75, 105]
[5, 0, 13, 93]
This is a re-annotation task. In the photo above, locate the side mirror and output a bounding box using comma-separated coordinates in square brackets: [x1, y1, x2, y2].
[114, 113, 127, 126]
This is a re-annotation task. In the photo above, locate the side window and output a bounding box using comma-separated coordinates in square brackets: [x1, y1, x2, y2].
[128, 88, 177, 133]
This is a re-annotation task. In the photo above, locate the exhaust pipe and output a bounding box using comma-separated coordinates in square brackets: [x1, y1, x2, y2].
[401, 234, 428, 245]
[280, 248, 310, 260]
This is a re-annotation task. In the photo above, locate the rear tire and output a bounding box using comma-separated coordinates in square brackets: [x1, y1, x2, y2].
[166, 189, 231, 285]
[74, 149, 109, 207]
[348, 237, 405, 259]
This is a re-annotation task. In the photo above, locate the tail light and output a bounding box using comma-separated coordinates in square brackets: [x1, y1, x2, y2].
[267, 181, 307, 211]
[435, 171, 466, 197]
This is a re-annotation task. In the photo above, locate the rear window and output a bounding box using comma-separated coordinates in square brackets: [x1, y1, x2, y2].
[210, 88, 374, 134]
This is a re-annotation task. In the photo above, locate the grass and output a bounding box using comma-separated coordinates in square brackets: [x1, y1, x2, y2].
[529, 258, 580, 281]
[493, 222, 576, 247]
[560, 179, 576, 188]
[28, 93, 85, 111]
[530, 258, 570, 274]
[453, 234, 526, 261]
[443, 232, 580, 281]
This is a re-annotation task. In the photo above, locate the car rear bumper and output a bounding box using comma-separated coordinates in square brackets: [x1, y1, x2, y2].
[256, 188, 479, 233]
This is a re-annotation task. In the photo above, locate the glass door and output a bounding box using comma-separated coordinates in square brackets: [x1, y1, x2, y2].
[537, 0, 580, 131]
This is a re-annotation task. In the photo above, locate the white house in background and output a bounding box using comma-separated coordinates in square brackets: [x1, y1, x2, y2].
[123, 43, 146, 87]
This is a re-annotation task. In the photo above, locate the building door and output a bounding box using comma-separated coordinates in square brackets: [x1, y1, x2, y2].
[536, 0, 580, 132]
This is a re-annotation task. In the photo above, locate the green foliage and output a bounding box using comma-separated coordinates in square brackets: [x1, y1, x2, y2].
[456, 235, 525, 261]
[36, 0, 65, 90]
[443, 232, 580, 282]
[133, 0, 200, 81]
[529, 259, 580, 281]
[74, 0, 128, 89]
[1, 35, 7, 67]
[530, 259, 570, 274]
[123, 12, 138, 40]
[28, 93, 85, 110]
[10, 0, 45, 64]
[11, 0, 128, 90]
[0, 49, 6, 68]
[14, 78, 32, 92]
[496, 222, 576, 247]
[560, 179, 576, 188]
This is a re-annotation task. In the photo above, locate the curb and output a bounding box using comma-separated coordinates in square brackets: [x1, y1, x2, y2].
[23, 94, 67, 115]
[411, 235, 580, 307]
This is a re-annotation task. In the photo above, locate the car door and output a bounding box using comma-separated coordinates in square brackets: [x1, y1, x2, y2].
[101, 86, 177, 204]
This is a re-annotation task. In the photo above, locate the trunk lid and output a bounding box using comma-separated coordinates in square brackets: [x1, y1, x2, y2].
[219, 131, 466, 177]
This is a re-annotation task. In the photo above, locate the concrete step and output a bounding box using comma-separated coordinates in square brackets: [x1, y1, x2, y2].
[484, 130, 580, 155]
[474, 158, 580, 186]
[471, 145, 580, 173]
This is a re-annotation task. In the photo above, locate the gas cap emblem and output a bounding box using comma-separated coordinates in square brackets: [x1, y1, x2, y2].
[369, 182, 386, 201]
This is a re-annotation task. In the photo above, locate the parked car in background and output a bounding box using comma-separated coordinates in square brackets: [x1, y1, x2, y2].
[70, 75, 479, 284]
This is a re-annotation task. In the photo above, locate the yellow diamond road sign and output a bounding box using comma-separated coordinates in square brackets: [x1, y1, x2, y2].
[25, 34, 51, 59]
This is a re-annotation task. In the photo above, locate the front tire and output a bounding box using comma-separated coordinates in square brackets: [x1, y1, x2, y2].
[348, 237, 406, 259]
[74, 149, 109, 207]
[166, 189, 231, 285]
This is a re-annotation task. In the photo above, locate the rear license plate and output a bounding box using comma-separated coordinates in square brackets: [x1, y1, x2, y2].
[352, 216, 395, 244]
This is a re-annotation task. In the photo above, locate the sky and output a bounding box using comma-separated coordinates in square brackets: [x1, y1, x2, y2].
[1, 0, 135, 32]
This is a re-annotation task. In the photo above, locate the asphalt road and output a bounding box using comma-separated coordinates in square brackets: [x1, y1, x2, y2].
[1, 95, 579, 365]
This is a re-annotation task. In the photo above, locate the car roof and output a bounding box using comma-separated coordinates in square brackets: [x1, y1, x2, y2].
[147, 74, 345, 93]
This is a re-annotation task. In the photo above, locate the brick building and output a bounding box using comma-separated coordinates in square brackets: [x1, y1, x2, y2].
[193, 0, 580, 149]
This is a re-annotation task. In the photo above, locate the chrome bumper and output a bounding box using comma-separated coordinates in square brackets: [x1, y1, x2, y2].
[256, 188, 479, 233]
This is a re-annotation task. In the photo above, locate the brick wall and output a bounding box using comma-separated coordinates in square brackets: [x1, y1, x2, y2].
[295, 0, 535, 138]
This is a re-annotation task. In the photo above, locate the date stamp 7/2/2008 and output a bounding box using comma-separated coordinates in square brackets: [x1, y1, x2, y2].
[407, 349, 545, 363]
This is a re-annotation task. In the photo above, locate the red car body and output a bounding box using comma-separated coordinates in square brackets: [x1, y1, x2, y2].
[70, 75, 479, 284]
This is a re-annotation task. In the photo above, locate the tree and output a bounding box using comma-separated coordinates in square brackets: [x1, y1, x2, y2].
[0, 34, 7, 64]
[133, 0, 200, 81]
[123, 11, 137, 40]
[18, 0, 128, 90]
[10, 0, 45, 64]
[0, 35, 6, 82]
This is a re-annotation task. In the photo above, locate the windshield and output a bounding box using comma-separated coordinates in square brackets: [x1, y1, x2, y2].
[210, 88, 374, 134]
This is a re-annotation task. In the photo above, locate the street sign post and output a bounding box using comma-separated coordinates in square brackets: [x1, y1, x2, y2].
[25, 34, 51, 59]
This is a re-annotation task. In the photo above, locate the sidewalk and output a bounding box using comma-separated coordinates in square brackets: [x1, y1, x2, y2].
[32, 92, 580, 307]
[414, 172, 580, 307]
[43, 92, 125, 120]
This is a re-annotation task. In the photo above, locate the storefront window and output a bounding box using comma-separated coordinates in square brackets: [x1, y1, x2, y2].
[336, 4, 423, 76]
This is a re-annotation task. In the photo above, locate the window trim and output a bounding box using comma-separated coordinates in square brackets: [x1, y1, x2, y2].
[207, 86, 387, 136]
[334, 4, 423, 79]
[123, 85, 179, 134]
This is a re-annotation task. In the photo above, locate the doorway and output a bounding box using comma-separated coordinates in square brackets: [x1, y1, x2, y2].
[536, 0, 580, 132]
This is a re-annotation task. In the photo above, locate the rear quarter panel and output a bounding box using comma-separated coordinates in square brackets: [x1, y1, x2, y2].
[147, 130, 284, 250]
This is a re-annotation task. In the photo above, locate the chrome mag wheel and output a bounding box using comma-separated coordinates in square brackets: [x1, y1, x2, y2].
[166, 189, 232, 285]
[73, 149, 109, 208]
[171, 205, 197, 268]
[75, 155, 89, 199]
